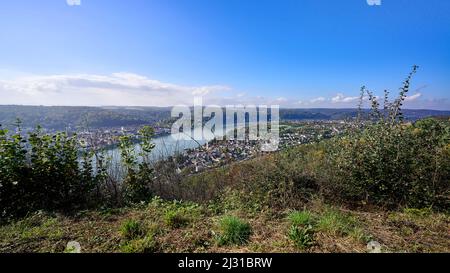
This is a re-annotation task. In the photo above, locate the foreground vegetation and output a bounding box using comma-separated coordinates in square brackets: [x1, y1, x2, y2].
[0, 197, 448, 253]
[0, 67, 449, 252]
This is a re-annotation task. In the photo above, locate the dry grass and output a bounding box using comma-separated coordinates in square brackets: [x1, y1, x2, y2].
[1, 200, 448, 253]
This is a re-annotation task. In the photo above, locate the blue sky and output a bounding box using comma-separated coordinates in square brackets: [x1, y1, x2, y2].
[0, 0, 449, 109]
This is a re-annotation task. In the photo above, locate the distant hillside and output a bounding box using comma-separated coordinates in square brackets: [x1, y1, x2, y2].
[279, 108, 450, 121]
[0, 105, 449, 130]
[0, 105, 173, 130]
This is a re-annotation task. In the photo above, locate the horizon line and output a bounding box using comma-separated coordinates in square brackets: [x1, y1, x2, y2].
[1, 104, 450, 112]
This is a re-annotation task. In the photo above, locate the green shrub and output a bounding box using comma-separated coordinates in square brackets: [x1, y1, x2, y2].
[328, 120, 449, 208]
[216, 216, 252, 246]
[120, 126, 155, 204]
[325, 67, 450, 209]
[120, 219, 144, 240]
[288, 225, 314, 249]
[0, 124, 106, 219]
[0, 123, 158, 219]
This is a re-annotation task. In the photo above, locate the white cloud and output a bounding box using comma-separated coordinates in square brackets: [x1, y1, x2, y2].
[310, 97, 326, 103]
[0, 73, 447, 109]
[0, 73, 230, 106]
[404, 93, 422, 102]
[331, 93, 360, 103]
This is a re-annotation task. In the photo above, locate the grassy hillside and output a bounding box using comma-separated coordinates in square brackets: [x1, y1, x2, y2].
[1, 133, 448, 253]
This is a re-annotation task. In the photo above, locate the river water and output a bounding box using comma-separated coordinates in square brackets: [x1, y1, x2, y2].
[105, 128, 208, 164]
[105, 123, 261, 164]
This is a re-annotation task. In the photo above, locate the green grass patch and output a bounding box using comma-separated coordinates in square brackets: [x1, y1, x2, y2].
[316, 208, 356, 236]
[216, 216, 252, 246]
[403, 207, 433, 218]
[288, 210, 314, 226]
[315, 208, 369, 243]
[164, 210, 190, 229]
[120, 235, 158, 253]
[149, 197, 202, 229]
[287, 210, 316, 249]
[120, 219, 144, 240]
[0, 212, 63, 241]
[288, 224, 314, 249]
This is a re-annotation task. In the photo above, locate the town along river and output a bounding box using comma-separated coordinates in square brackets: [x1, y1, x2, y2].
[102, 123, 260, 177]
[105, 127, 209, 165]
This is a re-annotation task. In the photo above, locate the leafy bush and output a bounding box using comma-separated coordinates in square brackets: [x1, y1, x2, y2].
[0, 123, 158, 220]
[0, 123, 106, 219]
[216, 216, 252, 246]
[325, 66, 450, 209]
[119, 126, 155, 204]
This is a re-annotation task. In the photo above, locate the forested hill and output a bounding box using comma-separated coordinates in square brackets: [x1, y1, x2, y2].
[0, 105, 173, 130]
[0, 105, 449, 130]
[279, 108, 450, 121]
